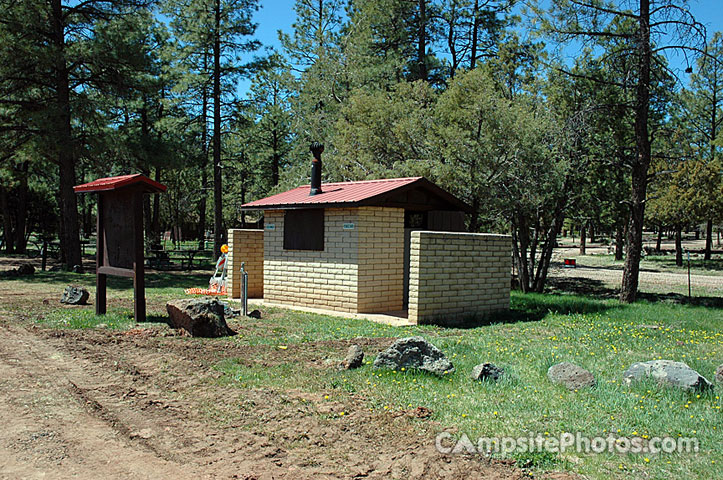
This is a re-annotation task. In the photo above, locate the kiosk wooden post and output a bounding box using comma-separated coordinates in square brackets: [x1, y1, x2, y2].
[74, 174, 166, 322]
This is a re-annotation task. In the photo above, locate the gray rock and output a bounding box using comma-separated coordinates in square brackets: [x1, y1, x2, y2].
[166, 298, 235, 337]
[547, 362, 596, 390]
[623, 360, 712, 391]
[60, 285, 89, 305]
[219, 302, 239, 318]
[340, 345, 364, 370]
[716, 365, 723, 384]
[373, 336, 454, 376]
[471, 362, 504, 382]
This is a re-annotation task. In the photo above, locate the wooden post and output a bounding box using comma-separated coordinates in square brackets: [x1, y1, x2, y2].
[96, 195, 107, 315]
[133, 194, 146, 322]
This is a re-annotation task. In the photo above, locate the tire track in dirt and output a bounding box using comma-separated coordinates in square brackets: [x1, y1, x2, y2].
[0, 323, 575, 479]
[0, 325, 200, 479]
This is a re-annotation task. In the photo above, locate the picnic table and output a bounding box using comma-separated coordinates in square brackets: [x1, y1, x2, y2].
[146, 249, 205, 270]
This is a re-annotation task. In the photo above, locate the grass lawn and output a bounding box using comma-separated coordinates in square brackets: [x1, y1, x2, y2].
[2, 268, 721, 479]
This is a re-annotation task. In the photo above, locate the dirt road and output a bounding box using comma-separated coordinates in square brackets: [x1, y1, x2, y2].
[0, 321, 549, 480]
[549, 265, 722, 295]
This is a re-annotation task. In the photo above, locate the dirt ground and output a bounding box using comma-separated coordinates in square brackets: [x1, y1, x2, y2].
[547, 238, 723, 301]
[0, 271, 575, 480]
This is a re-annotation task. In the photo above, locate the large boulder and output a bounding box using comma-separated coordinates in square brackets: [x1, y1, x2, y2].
[373, 336, 454, 376]
[471, 362, 504, 382]
[166, 298, 235, 337]
[60, 285, 90, 305]
[623, 360, 712, 391]
[547, 362, 596, 390]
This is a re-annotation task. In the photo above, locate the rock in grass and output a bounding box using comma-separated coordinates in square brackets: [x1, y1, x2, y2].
[623, 360, 712, 391]
[471, 362, 504, 382]
[547, 362, 595, 390]
[373, 336, 454, 376]
[60, 285, 89, 305]
[340, 344, 364, 370]
[166, 298, 235, 338]
[716, 365, 723, 384]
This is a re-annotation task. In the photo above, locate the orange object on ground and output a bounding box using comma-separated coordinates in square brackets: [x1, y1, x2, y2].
[185, 250, 228, 296]
[184, 285, 227, 296]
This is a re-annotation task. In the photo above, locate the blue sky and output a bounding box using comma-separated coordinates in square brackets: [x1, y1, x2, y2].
[241, 0, 723, 95]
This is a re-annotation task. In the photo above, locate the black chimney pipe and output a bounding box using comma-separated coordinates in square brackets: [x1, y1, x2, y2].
[309, 142, 324, 196]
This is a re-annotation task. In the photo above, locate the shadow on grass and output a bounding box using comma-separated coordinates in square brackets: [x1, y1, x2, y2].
[546, 276, 619, 298]
[10, 270, 211, 291]
[138, 314, 171, 324]
[644, 256, 723, 272]
[547, 276, 723, 309]
[425, 290, 618, 329]
[503, 291, 617, 324]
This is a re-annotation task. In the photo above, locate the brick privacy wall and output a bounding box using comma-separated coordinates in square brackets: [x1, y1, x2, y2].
[408, 231, 511, 325]
[357, 207, 404, 312]
[227, 229, 264, 299]
[263, 207, 405, 313]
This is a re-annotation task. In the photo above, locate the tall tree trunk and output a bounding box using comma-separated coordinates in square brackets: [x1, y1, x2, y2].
[532, 189, 569, 293]
[272, 130, 280, 186]
[620, 0, 651, 303]
[13, 161, 29, 253]
[467, 195, 481, 232]
[579, 221, 586, 255]
[0, 187, 14, 253]
[704, 218, 713, 260]
[198, 54, 209, 250]
[51, 0, 82, 272]
[615, 223, 624, 261]
[675, 225, 683, 267]
[416, 0, 427, 81]
[151, 167, 161, 249]
[470, 0, 479, 69]
[511, 221, 530, 293]
[212, 0, 224, 258]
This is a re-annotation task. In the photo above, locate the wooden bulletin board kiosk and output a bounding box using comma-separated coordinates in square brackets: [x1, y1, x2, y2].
[74, 174, 167, 322]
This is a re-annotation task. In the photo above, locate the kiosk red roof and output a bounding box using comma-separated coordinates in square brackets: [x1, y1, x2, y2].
[74, 174, 167, 193]
[242, 177, 470, 212]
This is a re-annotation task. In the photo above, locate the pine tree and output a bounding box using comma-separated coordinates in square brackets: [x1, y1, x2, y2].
[680, 32, 723, 260]
[163, 0, 261, 257]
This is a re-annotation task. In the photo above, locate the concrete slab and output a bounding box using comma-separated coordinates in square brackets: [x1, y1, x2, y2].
[229, 298, 416, 327]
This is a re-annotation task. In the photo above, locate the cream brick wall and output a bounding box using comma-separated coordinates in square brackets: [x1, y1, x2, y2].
[262, 207, 404, 313]
[408, 231, 511, 325]
[263, 208, 360, 312]
[227, 229, 264, 299]
[357, 207, 404, 312]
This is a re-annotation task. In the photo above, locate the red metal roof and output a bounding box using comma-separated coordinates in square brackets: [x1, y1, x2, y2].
[242, 176, 470, 211]
[74, 174, 167, 194]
